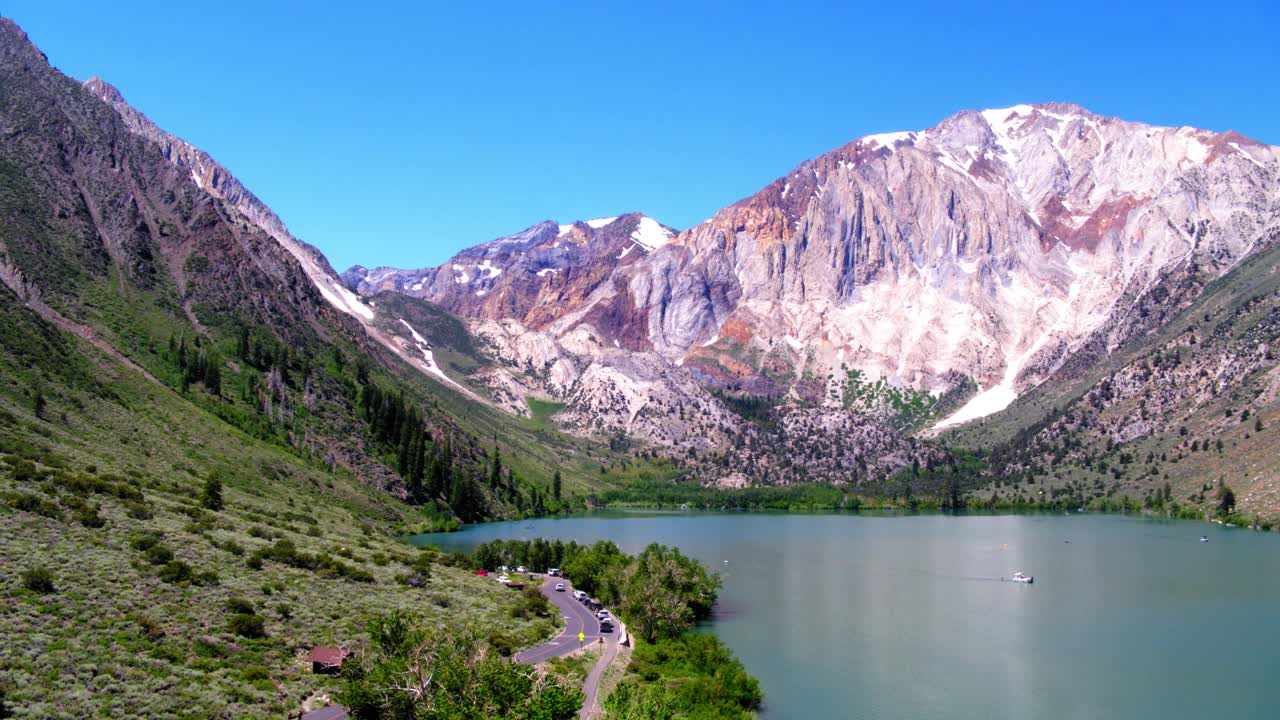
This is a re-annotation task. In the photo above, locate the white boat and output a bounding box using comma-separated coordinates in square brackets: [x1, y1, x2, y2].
[1009, 572, 1034, 584]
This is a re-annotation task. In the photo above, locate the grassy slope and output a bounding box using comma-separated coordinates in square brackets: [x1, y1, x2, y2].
[0, 294, 559, 719]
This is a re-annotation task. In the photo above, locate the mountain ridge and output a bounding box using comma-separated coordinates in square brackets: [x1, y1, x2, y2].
[347, 101, 1279, 431]
[5, 6, 1277, 513]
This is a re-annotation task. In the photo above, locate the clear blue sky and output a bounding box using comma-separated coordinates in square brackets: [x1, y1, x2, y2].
[8, 1, 1279, 271]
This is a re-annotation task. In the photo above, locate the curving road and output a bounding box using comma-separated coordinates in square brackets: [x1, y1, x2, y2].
[512, 576, 622, 719]
[515, 576, 617, 664]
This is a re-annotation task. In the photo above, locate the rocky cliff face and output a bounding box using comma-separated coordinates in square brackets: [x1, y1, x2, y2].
[674, 103, 1279, 427]
[350, 103, 1280, 433]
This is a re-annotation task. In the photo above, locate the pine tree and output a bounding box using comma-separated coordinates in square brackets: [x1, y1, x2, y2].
[405, 457, 424, 505]
[201, 473, 224, 511]
[32, 388, 46, 420]
[489, 445, 502, 490]
[552, 469, 562, 503]
[205, 358, 221, 396]
[1217, 485, 1236, 517]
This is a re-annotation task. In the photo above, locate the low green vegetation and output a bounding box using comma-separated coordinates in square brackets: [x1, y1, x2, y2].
[604, 633, 761, 720]
[0, 380, 560, 718]
[840, 368, 937, 430]
[598, 478, 857, 510]
[336, 611, 582, 719]
[525, 397, 567, 430]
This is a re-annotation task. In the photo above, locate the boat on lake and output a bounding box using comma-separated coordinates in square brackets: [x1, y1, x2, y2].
[1008, 571, 1034, 584]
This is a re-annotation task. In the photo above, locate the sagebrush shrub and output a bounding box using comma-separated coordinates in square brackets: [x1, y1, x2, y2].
[21, 566, 55, 593]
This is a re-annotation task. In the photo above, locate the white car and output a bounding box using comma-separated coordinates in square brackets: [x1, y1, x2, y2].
[572, 590, 585, 600]
[516, 566, 528, 573]
[555, 583, 565, 592]
[597, 610, 610, 619]
[496, 575, 509, 583]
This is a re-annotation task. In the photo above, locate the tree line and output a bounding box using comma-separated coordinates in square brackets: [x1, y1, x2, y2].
[470, 538, 718, 643]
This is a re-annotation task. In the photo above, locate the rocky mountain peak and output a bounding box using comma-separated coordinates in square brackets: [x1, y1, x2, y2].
[82, 76, 124, 104]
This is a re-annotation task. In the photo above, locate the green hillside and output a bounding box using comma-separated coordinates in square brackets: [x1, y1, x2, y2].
[0, 287, 564, 717]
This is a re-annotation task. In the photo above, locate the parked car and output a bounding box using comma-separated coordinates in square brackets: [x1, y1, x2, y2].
[555, 583, 565, 592]
[475, 569, 488, 576]
[573, 590, 586, 601]
[596, 610, 610, 620]
[599, 618, 614, 632]
[548, 568, 562, 577]
[587, 600, 603, 611]
[516, 566, 528, 573]
[496, 575, 509, 583]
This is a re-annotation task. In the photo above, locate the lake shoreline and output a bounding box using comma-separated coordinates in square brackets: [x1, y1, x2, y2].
[411, 511, 1280, 720]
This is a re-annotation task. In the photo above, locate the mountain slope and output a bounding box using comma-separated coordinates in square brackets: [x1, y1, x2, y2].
[353, 105, 1278, 422]
[0, 15, 641, 526]
[343, 103, 1279, 497]
[0, 281, 562, 717]
[943, 228, 1280, 520]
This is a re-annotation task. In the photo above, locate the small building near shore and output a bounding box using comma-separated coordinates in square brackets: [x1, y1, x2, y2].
[307, 646, 350, 675]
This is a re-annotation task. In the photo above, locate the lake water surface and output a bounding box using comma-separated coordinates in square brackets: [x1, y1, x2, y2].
[412, 512, 1280, 719]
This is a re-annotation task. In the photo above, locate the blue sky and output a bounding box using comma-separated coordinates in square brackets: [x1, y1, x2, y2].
[8, 1, 1279, 270]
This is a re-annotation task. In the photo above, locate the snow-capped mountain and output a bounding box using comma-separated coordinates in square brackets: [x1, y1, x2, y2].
[343, 213, 676, 343]
[669, 102, 1280, 426]
[349, 103, 1280, 429]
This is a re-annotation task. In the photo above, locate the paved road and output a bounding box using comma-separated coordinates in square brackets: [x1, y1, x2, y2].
[300, 705, 346, 720]
[510, 576, 622, 719]
[577, 628, 620, 720]
[515, 576, 617, 664]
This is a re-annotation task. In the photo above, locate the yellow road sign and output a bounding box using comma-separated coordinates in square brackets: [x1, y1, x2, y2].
[578, 631, 585, 643]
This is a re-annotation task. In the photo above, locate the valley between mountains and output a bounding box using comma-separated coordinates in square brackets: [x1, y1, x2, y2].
[343, 102, 1280, 519]
[1, 10, 1279, 719]
[2, 9, 1278, 525]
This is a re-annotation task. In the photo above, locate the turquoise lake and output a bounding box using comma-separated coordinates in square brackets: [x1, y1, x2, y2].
[411, 512, 1280, 719]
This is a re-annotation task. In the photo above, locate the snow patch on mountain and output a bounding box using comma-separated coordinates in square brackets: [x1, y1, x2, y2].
[476, 259, 502, 279]
[396, 319, 476, 396]
[631, 216, 674, 251]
